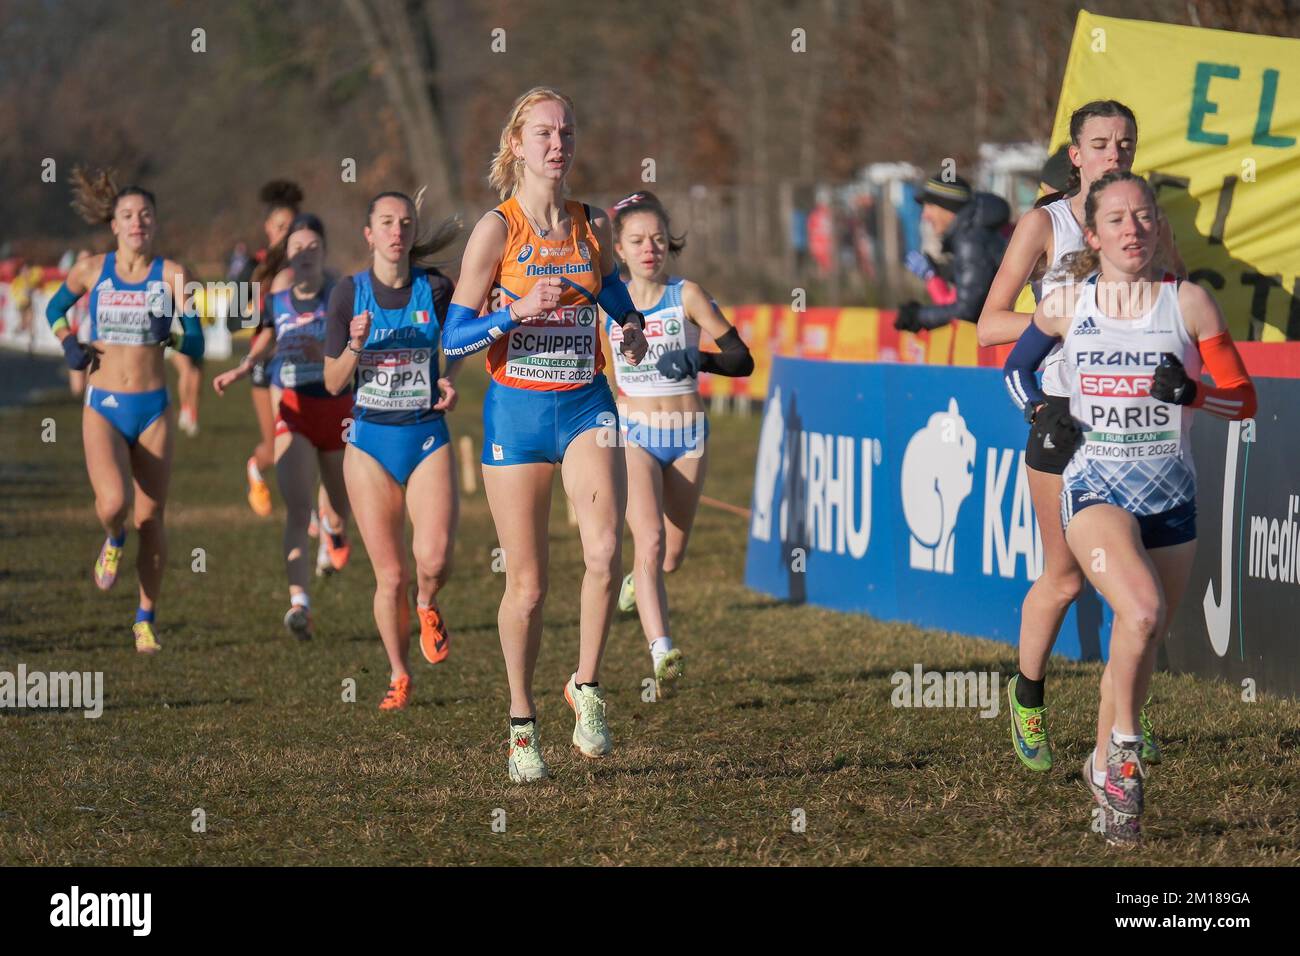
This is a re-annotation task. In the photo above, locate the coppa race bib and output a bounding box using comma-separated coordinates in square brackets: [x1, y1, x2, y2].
[1076, 370, 1182, 463]
[95, 283, 169, 345]
[355, 348, 433, 411]
[504, 305, 598, 385]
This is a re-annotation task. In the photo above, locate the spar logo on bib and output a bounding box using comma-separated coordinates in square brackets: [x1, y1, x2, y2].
[1079, 372, 1151, 398]
[664, 318, 682, 336]
[517, 244, 534, 263]
[576, 306, 596, 327]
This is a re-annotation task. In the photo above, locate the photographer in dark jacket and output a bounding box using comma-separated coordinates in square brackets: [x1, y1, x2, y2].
[896, 172, 1010, 332]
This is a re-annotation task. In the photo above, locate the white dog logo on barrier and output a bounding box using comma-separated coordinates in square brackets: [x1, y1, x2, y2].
[901, 397, 976, 573]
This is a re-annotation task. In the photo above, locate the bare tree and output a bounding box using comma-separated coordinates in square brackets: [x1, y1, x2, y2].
[343, 0, 460, 208]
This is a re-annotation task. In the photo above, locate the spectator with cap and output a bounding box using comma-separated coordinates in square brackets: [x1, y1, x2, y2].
[1034, 144, 1075, 209]
[895, 170, 1010, 332]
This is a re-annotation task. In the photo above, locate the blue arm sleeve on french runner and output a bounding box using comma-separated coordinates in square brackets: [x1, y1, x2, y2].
[1003, 320, 1058, 412]
[440, 302, 519, 358]
[45, 284, 81, 333]
[596, 268, 642, 326]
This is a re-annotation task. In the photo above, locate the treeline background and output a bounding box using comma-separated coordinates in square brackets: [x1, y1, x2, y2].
[3, 0, 1297, 299]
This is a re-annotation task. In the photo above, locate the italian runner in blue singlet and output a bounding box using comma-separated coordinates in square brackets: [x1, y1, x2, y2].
[44, 168, 204, 654]
[322, 191, 460, 711]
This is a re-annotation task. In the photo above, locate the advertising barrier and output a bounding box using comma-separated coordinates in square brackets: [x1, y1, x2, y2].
[746, 355, 1299, 697]
[699, 305, 998, 402]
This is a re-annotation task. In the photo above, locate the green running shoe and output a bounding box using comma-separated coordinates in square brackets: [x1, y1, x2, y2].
[1139, 702, 1162, 765]
[654, 647, 685, 699]
[507, 720, 551, 783]
[1008, 674, 1053, 772]
[564, 675, 612, 758]
[617, 572, 636, 613]
[94, 537, 123, 591]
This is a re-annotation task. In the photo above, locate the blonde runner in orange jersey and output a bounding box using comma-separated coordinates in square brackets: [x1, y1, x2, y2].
[441, 88, 648, 783]
[486, 196, 606, 391]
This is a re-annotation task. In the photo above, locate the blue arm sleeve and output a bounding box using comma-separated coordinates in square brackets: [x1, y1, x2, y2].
[1002, 321, 1058, 412]
[176, 309, 205, 359]
[596, 269, 643, 327]
[441, 302, 519, 358]
[45, 284, 81, 333]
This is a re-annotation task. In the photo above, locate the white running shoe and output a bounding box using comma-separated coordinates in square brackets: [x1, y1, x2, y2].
[315, 537, 332, 577]
[283, 604, 313, 641]
[507, 720, 551, 783]
[564, 675, 612, 758]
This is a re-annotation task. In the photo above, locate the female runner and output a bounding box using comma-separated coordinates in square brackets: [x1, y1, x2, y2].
[323, 191, 460, 709]
[978, 100, 1184, 771]
[45, 168, 204, 652]
[440, 88, 649, 782]
[213, 214, 352, 640]
[1004, 171, 1255, 843]
[605, 191, 753, 698]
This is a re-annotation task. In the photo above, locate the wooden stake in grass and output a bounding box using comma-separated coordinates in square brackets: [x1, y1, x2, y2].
[458, 436, 477, 495]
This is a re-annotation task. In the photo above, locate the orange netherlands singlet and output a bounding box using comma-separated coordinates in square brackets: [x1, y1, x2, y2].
[487, 197, 606, 391]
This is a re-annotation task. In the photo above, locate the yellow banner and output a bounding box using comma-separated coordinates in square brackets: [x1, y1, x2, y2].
[1053, 12, 1300, 341]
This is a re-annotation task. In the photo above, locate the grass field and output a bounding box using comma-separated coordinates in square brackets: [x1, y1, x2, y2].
[2, 355, 1298, 866]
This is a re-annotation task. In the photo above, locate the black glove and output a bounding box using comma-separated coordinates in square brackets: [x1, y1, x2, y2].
[656, 347, 702, 381]
[61, 336, 94, 370]
[893, 301, 922, 333]
[1150, 352, 1198, 405]
[1032, 402, 1084, 458]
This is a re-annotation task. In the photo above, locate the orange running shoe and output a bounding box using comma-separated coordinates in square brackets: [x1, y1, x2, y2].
[418, 601, 451, 665]
[379, 675, 412, 711]
[246, 457, 272, 517]
[324, 528, 351, 572]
